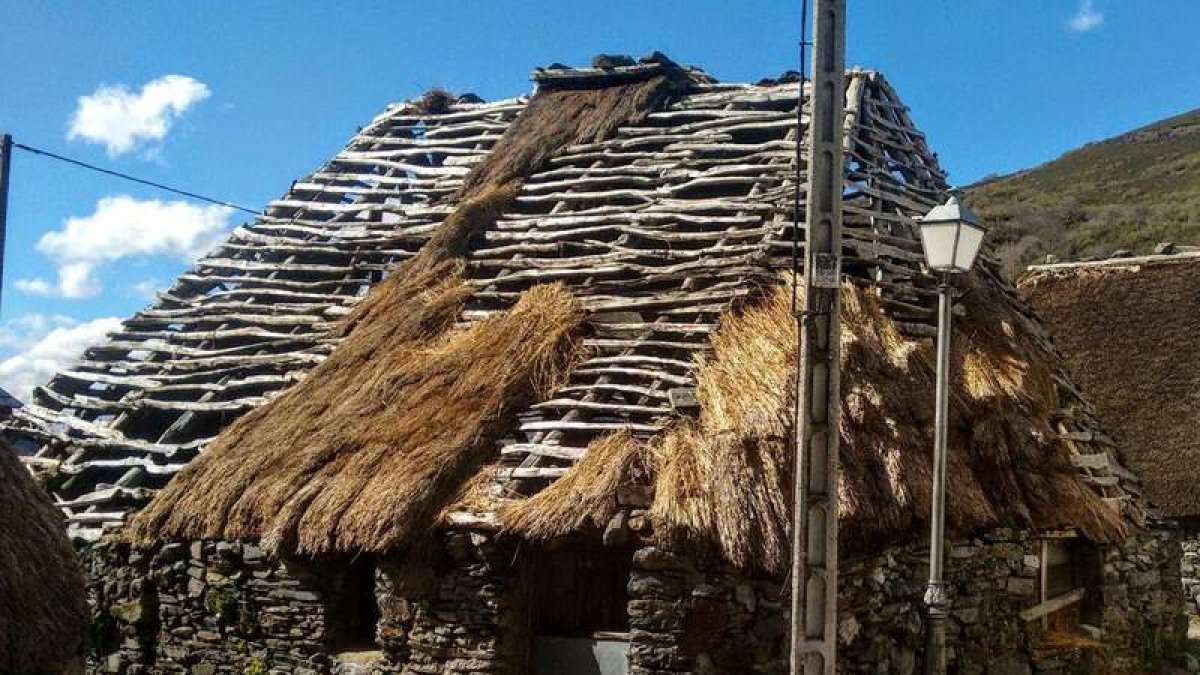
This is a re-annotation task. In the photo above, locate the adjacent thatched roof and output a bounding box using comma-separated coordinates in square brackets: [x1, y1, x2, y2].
[0, 439, 88, 674]
[1021, 253, 1200, 518]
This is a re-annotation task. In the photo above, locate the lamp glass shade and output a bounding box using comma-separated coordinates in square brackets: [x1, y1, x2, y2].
[918, 221, 961, 272]
[918, 196, 986, 274]
[919, 220, 985, 273]
[952, 221, 985, 270]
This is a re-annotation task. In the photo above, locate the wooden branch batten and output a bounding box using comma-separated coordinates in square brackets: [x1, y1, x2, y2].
[4, 95, 522, 541]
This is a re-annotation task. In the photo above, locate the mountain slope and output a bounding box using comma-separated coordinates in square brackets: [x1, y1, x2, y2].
[967, 108, 1200, 273]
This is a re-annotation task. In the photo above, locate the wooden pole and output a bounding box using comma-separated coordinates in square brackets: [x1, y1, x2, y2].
[0, 134, 11, 316]
[790, 1, 845, 674]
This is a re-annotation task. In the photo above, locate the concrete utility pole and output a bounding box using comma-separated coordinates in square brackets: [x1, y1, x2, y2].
[0, 134, 11, 316]
[789, 1, 846, 674]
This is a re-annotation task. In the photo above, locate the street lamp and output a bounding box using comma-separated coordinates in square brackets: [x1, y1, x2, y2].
[918, 196, 986, 274]
[916, 195, 985, 675]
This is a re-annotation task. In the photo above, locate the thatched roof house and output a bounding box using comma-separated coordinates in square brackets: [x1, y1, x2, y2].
[4, 58, 1143, 553]
[0, 436, 88, 674]
[111, 58, 1147, 567]
[1021, 252, 1200, 521]
[5, 55, 1184, 674]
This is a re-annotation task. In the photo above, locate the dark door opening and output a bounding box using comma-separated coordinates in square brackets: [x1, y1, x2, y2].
[528, 542, 632, 637]
[320, 555, 380, 653]
[527, 542, 633, 675]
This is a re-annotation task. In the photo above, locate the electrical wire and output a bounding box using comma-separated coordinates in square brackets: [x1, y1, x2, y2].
[12, 142, 261, 215]
[792, 0, 811, 318]
[791, 0, 812, 446]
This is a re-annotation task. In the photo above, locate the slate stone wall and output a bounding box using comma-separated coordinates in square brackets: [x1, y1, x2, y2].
[85, 540, 333, 675]
[1099, 527, 1187, 672]
[397, 531, 528, 675]
[626, 546, 788, 675]
[81, 527, 1185, 675]
[84, 532, 527, 675]
[627, 528, 1186, 675]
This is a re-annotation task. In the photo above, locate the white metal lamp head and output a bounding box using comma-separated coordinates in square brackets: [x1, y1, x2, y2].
[917, 195, 985, 274]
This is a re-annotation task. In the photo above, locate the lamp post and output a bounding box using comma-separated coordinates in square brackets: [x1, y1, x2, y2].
[916, 195, 985, 675]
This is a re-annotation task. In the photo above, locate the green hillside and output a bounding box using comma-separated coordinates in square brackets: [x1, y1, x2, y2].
[966, 108, 1200, 274]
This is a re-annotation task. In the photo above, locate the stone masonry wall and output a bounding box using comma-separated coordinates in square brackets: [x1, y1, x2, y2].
[85, 541, 158, 674]
[86, 540, 336, 675]
[1100, 528, 1187, 672]
[628, 528, 1187, 675]
[397, 531, 528, 675]
[84, 532, 528, 675]
[627, 546, 788, 675]
[82, 527, 1184, 675]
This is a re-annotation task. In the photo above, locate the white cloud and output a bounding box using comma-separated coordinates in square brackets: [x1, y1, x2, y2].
[133, 278, 164, 301]
[16, 195, 233, 299]
[17, 262, 101, 299]
[14, 278, 53, 296]
[0, 315, 122, 402]
[1068, 0, 1103, 32]
[68, 74, 210, 156]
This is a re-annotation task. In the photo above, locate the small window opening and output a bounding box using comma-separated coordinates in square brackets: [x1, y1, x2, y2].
[1030, 537, 1104, 650]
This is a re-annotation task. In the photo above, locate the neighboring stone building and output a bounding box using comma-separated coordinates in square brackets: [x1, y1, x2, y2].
[5, 55, 1188, 674]
[1022, 250, 1200, 625]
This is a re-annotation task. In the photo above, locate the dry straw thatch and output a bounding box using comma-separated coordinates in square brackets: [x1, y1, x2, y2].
[646, 275, 1126, 572]
[130, 64, 691, 555]
[501, 431, 653, 539]
[130, 277, 585, 555]
[1021, 258, 1200, 518]
[0, 440, 88, 674]
[500, 273, 1129, 574]
[453, 67, 689, 198]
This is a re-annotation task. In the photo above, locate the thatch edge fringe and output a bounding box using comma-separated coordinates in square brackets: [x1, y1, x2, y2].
[499, 431, 652, 539]
[126, 260, 475, 548]
[130, 280, 588, 555]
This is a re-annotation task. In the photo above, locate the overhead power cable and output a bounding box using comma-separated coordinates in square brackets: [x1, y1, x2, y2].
[12, 142, 262, 215]
[791, 0, 811, 315]
[791, 0, 812, 430]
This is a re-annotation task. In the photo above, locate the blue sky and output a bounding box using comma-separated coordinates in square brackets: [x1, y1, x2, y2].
[0, 0, 1197, 398]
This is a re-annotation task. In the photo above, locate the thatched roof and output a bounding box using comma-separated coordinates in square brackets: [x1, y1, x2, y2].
[7, 54, 1145, 564]
[128, 59, 692, 554]
[1021, 253, 1200, 518]
[0, 438, 88, 674]
[501, 273, 1131, 573]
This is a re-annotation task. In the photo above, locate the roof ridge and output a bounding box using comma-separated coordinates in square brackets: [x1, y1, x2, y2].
[1026, 250, 1200, 272]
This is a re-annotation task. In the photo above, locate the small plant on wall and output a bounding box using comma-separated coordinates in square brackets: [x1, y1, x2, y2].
[243, 655, 268, 675]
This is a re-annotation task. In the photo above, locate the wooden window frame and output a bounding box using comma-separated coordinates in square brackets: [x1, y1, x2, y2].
[1020, 533, 1086, 625]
